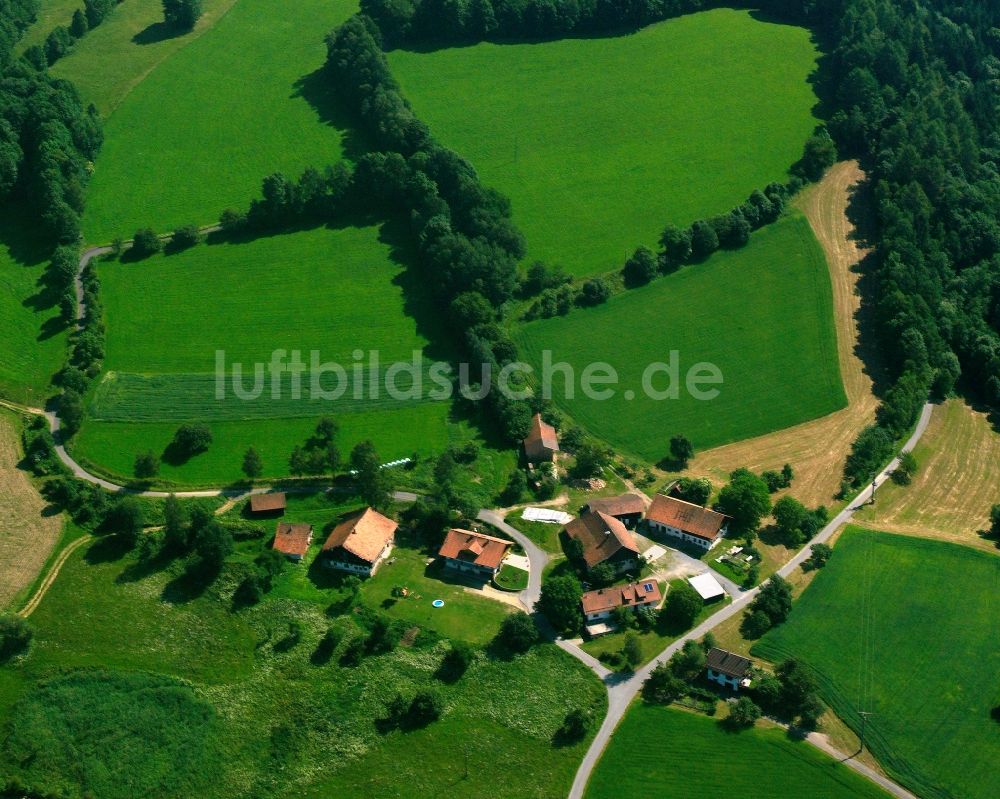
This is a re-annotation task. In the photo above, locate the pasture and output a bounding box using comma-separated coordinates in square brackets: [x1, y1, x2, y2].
[47, 0, 241, 115]
[0, 534, 605, 799]
[754, 526, 1000, 799]
[516, 214, 846, 461]
[0, 210, 69, 403]
[388, 8, 819, 277]
[73, 224, 452, 485]
[81, 0, 360, 243]
[585, 703, 891, 799]
[854, 399, 1000, 552]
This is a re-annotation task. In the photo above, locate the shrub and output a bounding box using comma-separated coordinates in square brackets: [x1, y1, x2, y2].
[642, 662, 687, 704]
[162, 0, 203, 29]
[556, 708, 591, 742]
[408, 689, 444, 725]
[660, 582, 701, 631]
[892, 451, 918, 485]
[169, 424, 212, 457]
[622, 632, 642, 669]
[130, 228, 162, 258]
[669, 434, 694, 468]
[437, 640, 474, 681]
[622, 246, 658, 286]
[740, 609, 773, 639]
[726, 696, 762, 729]
[134, 451, 159, 479]
[493, 611, 538, 653]
[578, 277, 611, 306]
[0, 614, 32, 662]
[170, 224, 201, 250]
[539, 574, 583, 633]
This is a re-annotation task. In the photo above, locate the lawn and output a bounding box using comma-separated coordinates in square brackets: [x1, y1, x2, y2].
[586, 704, 891, 799]
[853, 399, 1000, 552]
[580, 579, 723, 667]
[0, 208, 69, 404]
[388, 8, 819, 277]
[516, 214, 846, 461]
[505, 515, 564, 554]
[47, 0, 241, 115]
[0, 526, 605, 799]
[754, 526, 1000, 799]
[494, 562, 529, 591]
[72, 224, 453, 485]
[80, 0, 361, 242]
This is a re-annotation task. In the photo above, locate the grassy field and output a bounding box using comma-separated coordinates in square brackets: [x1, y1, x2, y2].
[0, 410, 63, 610]
[516, 214, 846, 461]
[0, 525, 605, 798]
[47, 0, 240, 115]
[854, 399, 1000, 552]
[81, 0, 360, 242]
[754, 526, 1000, 799]
[586, 704, 891, 799]
[0, 210, 69, 403]
[389, 8, 818, 277]
[72, 225, 453, 485]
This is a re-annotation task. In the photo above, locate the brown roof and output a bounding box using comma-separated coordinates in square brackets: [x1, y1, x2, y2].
[322, 507, 398, 564]
[523, 413, 559, 458]
[273, 522, 312, 558]
[647, 494, 729, 542]
[586, 493, 646, 518]
[250, 492, 286, 512]
[581, 580, 662, 615]
[438, 528, 512, 570]
[706, 647, 752, 678]
[565, 511, 640, 568]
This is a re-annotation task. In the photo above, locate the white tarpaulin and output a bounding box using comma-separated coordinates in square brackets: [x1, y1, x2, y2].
[688, 572, 726, 601]
[521, 507, 573, 525]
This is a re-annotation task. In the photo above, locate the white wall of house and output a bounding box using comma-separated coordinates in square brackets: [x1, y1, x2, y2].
[325, 543, 392, 577]
[706, 668, 748, 690]
[444, 558, 497, 577]
[648, 522, 721, 551]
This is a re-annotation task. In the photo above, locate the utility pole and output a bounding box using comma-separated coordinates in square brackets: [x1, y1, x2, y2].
[858, 710, 874, 752]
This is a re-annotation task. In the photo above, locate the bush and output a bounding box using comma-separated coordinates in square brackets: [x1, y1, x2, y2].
[577, 277, 611, 306]
[622, 632, 642, 669]
[437, 640, 474, 681]
[660, 582, 701, 631]
[0, 615, 32, 661]
[556, 708, 591, 742]
[493, 611, 538, 653]
[740, 609, 773, 639]
[539, 574, 583, 633]
[622, 246, 658, 286]
[804, 543, 832, 571]
[169, 424, 212, 457]
[892, 451, 918, 485]
[642, 662, 687, 704]
[130, 228, 162, 258]
[726, 696, 762, 728]
[162, 0, 202, 29]
[134, 451, 159, 479]
[408, 689, 444, 725]
[170, 224, 201, 250]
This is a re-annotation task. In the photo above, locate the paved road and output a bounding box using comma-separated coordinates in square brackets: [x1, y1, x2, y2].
[566, 402, 935, 799]
[477, 508, 551, 611]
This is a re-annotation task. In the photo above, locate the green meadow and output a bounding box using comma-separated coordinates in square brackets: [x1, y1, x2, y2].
[0, 526, 605, 799]
[47, 0, 241, 114]
[755, 527, 1000, 799]
[0, 209, 68, 403]
[586, 704, 890, 799]
[81, 0, 360, 243]
[516, 214, 845, 461]
[389, 8, 819, 277]
[72, 224, 453, 485]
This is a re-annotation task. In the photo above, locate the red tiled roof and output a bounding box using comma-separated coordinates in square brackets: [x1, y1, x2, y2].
[322, 508, 397, 564]
[251, 492, 286, 512]
[273, 522, 312, 558]
[523, 413, 559, 459]
[586, 493, 646, 518]
[581, 580, 662, 614]
[647, 494, 728, 542]
[564, 511, 640, 568]
[438, 528, 512, 570]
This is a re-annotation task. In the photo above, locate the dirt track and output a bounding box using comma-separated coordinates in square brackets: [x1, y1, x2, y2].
[682, 161, 878, 506]
[0, 410, 63, 610]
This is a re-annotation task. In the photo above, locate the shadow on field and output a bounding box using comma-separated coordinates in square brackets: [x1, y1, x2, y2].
[133, 22, 184, 46]
[293, 68, 371, 162]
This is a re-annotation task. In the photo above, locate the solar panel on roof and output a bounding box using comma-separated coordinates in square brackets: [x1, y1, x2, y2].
[643, 582, 653, 591]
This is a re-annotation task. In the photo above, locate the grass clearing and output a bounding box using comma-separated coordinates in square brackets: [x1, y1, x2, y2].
[0, 409, 63, 610]
[0, 209, 69, 403]
[81, 0, 360, 242]
[853, 399, 1000, 552]
[389, 8, 818, 277]
[48, 0, 241, 116]
[754, 526, 1000, 799]
[72, 224, 452, 485]
[18, 0, 84, 51]
[679, 161, 878, 506]
[516, 214, 846, 461]
[1, 527, 604, 799]
[586, 703, 891, 799]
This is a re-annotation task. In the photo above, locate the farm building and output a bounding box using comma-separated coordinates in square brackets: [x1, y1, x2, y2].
[523, 413, 559, 463]
[581, 580, 662, 636]
[705, 647, 753, 690]
[272, 522, 313, 562]
[565, 511, 641, 574]
[687, 572, 726, 602]
[583, 493, 646, 528]
[249, 492, 286, 516]
[646, 494, 729, 550]
[438, 528, 513, 579]
[321, 507, 397, 576]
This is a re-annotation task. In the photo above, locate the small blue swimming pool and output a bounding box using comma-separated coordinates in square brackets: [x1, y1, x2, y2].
[431, 599, 445, 608]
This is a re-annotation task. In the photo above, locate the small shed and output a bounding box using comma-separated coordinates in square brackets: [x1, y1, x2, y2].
[687, 572, 726, 603]
[250, 492, 286, 516]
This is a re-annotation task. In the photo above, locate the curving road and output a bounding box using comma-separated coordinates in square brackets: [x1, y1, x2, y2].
[567, 402, 934, 799]
[477, 508, 550, 611]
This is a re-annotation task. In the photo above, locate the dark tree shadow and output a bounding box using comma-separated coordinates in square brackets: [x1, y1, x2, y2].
[83, 534, 133, 564]
[161, 560, 219, 603]
[292, 68, 371, 163]
[132, 22, 185, 45]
